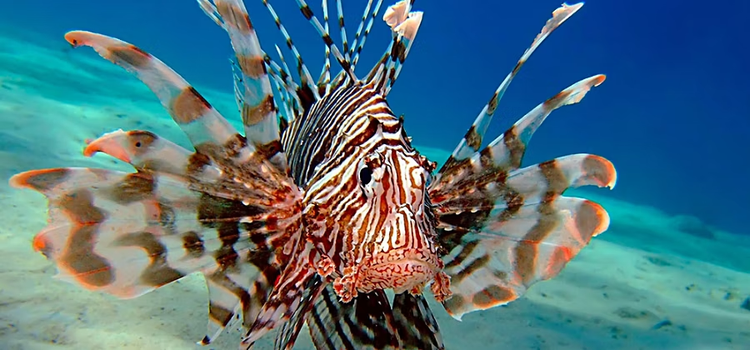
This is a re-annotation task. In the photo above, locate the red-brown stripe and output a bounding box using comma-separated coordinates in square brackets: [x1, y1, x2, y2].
[237, 54, 267, 79]
[171, 87, 212, 123]
[243, 95, 275, 126]
[471, 285, 515, 308]
[216, 2, 253, 33]
[514, 202, 558, 286]
[109, 45, 151, 68]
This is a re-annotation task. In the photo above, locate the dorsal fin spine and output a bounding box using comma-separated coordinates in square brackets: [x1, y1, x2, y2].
[294, 0, 357, 82]
[352, 0, 385, 70]
[262, 0, 321, 101]
[318, 0, 332, 94]
[335, 0, 351, 62]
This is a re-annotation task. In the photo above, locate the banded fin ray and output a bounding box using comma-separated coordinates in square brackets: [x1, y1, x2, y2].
[382, 0, 423, 95]
[83, 129, 222, 182]
[292, 0, 355, 80]
[365, 0, 423, 95]
[63, 31, 251, 165]
[240, 239, 318, 349]
[21, 27, 307, 346]
[438, 195, 611, 319]
[330, 0, 386, 89]
[273, 276, 326, 350]
[262, 0, 322, 108]
[443, 3, 584, 169]
[335, 0, 352, 63]
[301, 286, 444, 350]
[432, 153, 616, 319]
[264, 0, 416, 101]
[9, 166, 290, 343]
[317, 0, 332, 93]
[391, 293, 445, 350]
[432, 74, 607, 191]
[202, 248, 281, 345]
[267, 46, 304, 120]
[197, 0, 287, 172]
[350, 0, 384, 69]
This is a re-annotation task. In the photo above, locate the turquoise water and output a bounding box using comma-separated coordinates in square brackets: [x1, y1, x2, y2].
[0, 1, 748, 349]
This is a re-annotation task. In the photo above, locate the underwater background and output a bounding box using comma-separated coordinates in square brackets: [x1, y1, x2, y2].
[0, 0, 748, 349]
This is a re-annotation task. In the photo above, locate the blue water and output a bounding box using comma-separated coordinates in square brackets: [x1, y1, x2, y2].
[2, 0, 747, 234]
[1, 2, 749, 349]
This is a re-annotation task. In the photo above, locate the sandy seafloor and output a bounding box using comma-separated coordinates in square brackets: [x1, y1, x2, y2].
[1, 27, 750, 350]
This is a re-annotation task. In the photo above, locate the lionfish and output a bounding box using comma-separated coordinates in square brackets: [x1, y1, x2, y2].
[10, 0, 616, 349]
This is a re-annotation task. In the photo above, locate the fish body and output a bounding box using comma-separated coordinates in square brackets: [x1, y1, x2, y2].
[285, 82, 447, 303]
[10, 1, 617, 349]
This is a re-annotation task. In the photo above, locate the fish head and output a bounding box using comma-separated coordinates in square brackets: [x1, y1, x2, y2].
[350, 144, 443, 295]
[304, 120, 449, 301]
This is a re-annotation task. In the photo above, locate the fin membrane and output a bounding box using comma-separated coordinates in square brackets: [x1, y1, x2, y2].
[305, 286, 444, 350]
[429, 5, 617, 320]
[392, 293, 444, 350]
[197, 0, 287, 171]
[15, 25, 305, 346]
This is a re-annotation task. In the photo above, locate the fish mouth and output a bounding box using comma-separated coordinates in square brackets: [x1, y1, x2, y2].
[363, 249, 440, 294]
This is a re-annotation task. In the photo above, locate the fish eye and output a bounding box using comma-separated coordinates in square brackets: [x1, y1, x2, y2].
[359, 166, 373, 185]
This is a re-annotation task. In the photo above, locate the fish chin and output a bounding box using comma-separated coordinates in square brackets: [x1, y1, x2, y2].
[373, 259, 433, 295]
[360, 248, 439, 295]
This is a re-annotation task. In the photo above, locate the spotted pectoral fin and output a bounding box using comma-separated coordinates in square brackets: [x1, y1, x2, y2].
[10, 168, 240, 297]
[11, 166, 302, 345]
[306, 286, 402, 350]
[433, 74, 606, 194]
[434, 154, 616, 212]
[392, 293, 444, 350]
[64, 30, 287, 178]
[433, 155, 616, 319]
[440, 196, 610, 319]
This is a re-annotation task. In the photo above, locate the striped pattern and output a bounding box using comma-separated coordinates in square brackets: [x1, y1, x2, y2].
[350, 0, 384, 70]
[287, 81, 449, 298]
[307, 287, 401, 349]
[433, 155, 616, 319]
[18, 27, 305, 346]
[428, 3, 618, 321]
[9, 1, 619, 350]
[442, 3, 584, 168]
[198, 0, 287, 171]
[10, 161, 299, 344]
[282, 82, 397, 185]
[304, 286, 444, 350]
[433, 74, 608, 191]
[227, 0, 449, 347]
